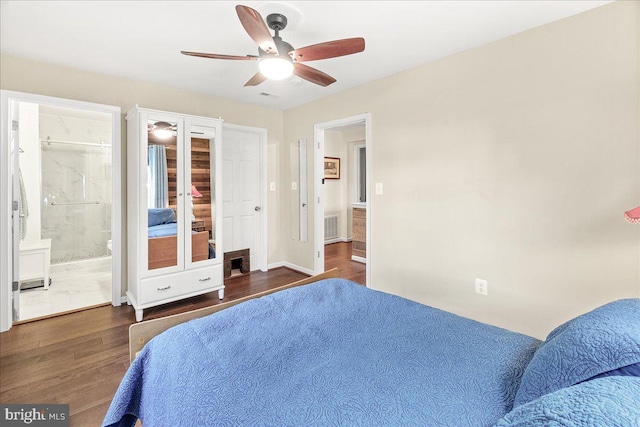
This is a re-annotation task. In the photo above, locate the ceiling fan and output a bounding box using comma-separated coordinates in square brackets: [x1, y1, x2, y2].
[181, 5, 365, 87]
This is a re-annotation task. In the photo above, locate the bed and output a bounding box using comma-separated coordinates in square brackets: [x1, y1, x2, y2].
[147, 208, 213, 269]
[103, 274, 640, 427]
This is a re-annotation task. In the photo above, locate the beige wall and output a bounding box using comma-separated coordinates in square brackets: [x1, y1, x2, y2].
[0, 54, 286, 292]
[284, 1, 640, 338]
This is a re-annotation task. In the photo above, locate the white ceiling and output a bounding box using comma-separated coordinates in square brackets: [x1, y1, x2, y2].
[0, 1, 612, 110]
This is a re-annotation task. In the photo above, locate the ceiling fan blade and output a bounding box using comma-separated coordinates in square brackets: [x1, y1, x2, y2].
[181, 51, 258, 61]
[291, 38, 365, 62]
[244, 72, 267, 87]
[236, 5, 278, 55]
[293, 63, 336, 87]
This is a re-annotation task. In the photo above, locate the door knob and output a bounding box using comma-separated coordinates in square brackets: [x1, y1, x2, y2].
[254, 206, 261, 211]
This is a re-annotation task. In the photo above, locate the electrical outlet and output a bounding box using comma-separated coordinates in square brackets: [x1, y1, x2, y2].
[475, 279, 488, 296]
[270, 182, 276, 191]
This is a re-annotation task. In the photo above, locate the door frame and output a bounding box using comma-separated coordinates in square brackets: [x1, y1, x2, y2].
[313, 113, 372, 287]
[221, 123, 268, 272]
[0, 90, 122, 332]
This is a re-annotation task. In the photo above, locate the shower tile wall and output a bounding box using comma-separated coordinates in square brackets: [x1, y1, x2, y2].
[39, 112, 112, 264]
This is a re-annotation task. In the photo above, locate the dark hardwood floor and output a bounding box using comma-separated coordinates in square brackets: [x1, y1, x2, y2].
[325, 241, 366, 285]
[0, 242, 364, 426]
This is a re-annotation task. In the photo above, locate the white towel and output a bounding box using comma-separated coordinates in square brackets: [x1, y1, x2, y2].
[18, 168, 28, 240]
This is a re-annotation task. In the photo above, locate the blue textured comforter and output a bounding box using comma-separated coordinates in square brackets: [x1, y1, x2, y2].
[148, 223, 204, 238]
[103, 279, 540, 427]
[148, 222, 178, 238]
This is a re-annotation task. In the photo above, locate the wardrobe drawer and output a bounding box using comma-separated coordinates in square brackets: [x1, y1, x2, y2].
[140, 265, 222, 305]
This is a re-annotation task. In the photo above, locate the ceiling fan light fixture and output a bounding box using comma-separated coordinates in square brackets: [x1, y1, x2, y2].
[182, 5, 364, 88]
[259, 56, 294, 80]
[153, 121, 173, 139]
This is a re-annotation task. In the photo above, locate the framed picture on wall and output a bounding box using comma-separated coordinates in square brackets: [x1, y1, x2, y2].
[324, 157, 340, 179]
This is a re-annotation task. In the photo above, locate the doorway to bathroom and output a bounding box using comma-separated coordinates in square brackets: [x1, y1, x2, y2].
[0, 91, 121, 329]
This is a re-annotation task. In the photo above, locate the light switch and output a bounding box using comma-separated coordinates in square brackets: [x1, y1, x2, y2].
[475, 279, 488, 296]
[375, 183, 383, 195]
[291, 182, 297, 191]
[270, 182, 276, 191]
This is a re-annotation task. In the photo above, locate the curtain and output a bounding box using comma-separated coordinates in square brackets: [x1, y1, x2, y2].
[148, 145, 168, 209]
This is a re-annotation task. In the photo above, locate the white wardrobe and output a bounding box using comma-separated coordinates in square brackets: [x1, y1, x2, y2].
[126, 106, 224, 322]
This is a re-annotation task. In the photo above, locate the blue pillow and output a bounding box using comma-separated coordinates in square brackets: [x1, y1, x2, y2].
[494, 376, 640, 427]
[514, 298, 640, 407]
[148, 208, 176, 227]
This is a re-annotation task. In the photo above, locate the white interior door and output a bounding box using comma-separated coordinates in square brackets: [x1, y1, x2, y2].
[221, 125, 265, 271]
[10, 101, 20, 321]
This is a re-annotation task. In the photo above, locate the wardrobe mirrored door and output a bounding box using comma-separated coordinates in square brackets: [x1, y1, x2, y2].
[187, 122, 217, 265]
[146, 117, 181, 270]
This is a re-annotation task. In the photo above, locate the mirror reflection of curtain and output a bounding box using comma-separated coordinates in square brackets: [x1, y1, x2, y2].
[148, 145, 168, 208]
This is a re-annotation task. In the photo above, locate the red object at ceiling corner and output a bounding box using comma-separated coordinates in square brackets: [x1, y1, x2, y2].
[624, 205, 640, 224]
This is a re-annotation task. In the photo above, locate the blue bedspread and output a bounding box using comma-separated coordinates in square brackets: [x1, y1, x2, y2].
[103, 279, 540, 427]
[148, 223, 205, 238]
[147, 222, 178, 238]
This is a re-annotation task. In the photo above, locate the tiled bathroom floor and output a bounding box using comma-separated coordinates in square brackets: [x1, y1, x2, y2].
[19, 257, 112, 321]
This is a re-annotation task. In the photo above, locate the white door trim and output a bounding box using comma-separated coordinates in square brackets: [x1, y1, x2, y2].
[0, 90, 122, 332]
[221, 123, 268, 272]
[313, 113, 372, 287]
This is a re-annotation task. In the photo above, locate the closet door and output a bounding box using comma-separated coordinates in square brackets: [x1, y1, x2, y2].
[143, 112, 185, 276]
[184, 117, 221, 270]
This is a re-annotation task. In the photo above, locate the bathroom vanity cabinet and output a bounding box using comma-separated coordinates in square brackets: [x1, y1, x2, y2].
[19, 239, 52, 289]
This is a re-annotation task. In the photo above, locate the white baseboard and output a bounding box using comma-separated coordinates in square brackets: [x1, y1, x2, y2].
[351, 255, 367, 264]
[267, 261, 315, 276]
[324, 237, 352, 245]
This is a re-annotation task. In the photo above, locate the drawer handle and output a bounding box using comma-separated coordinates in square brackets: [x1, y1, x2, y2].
[199, 277, 211, 282]
[157, 285, 171, 291]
